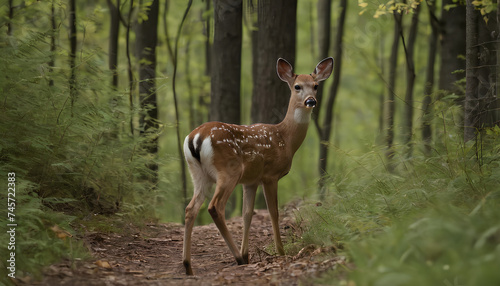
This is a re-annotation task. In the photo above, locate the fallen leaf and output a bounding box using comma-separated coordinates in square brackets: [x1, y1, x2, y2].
[50, 225, 72, 240]
[95, 260, 112, 269]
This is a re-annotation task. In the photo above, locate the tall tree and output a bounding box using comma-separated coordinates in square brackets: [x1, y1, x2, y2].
[439, 0, 466, 93]
[318, 0, 347, 193]
[464, 0, 479, 142]
[313, 0, 332, 125]
[210, 0, 243, 124]
[125, 0, 135, 135]
[251, 0, 297, 124]
[107, 0, 121, 88]
[136, 0, 159, 175]
[69, 0, 77, 116]
[402, 4, 420, 158]
[385, 9, 403, 171]
[422, 0, 439, 156]
[477, 9, 498, 128]
[49, 0, 57, 87]
[7, 0, 13, 36]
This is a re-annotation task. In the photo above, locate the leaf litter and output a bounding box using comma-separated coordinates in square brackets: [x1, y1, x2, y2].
[23, 210, 344, 285]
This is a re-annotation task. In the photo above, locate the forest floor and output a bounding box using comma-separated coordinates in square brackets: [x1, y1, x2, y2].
[20, 209, 346, 285]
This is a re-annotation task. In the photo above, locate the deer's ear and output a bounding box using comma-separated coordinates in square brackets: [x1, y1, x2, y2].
[277, 58, 295, 87]
[312, 57, 334, 82]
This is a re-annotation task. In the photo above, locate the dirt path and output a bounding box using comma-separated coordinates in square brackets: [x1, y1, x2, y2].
[26, 209, 344, 285]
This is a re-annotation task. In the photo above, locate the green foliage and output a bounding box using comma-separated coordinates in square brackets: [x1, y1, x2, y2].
[0, 3, 166, 279]
[295, 112, 500, 285]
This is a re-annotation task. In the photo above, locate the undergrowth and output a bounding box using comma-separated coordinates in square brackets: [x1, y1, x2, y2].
[0, 23, 164, 282]
[297, 125, 500, 285]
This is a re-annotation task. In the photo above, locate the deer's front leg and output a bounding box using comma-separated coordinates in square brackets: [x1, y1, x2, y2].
[208, 176, 245, 265]
[240, 184, 258, 264]
[263, 180, 285, 255]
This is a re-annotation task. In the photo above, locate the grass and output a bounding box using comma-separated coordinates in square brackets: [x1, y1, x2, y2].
[295, 129, 500, 286]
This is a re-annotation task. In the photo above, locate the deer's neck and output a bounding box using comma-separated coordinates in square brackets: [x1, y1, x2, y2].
[277, 98, 312, 155]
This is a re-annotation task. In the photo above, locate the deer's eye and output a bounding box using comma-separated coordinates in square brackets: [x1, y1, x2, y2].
[314, 84, 319, 90]
[294, 85, 301, 90]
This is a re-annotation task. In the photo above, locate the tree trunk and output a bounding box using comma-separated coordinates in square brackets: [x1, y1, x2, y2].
[107, 0, 120, 88]
[439, 0, 466, 93]
[136, 0, 159, 177]
[49, 0, 57, 87]
[251, 0, 297, 124]
[477, 10, 498, 128]
[69, 0, 77, 116]
[313, 0, 331, 126]
[464, 0, 479, 142]
[422, 0, 438, 156]
[7, 0, 13, 36]
[210, 0, 243, 124]
[496, 0, 500, 124]
[385, 11, 402, 171]
[402, 4, 419, 158]
[318, 0, 346, 194]
[125, 0, 135, 135]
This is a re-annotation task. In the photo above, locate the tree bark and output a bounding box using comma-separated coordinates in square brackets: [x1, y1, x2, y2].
[385, 11, 402, 171]
[313, 0, 331, 125]
[464, 0, 479, 142]
[210, 0, 243, 124]
[251, 0, 297, 124]
[136, 0, 159, 178]
[439, 0, 466, 93]
[7, 0, 13, 36]
[49, 0, 57, 87]
[125, 0, 135, 135]
[107, 0, 120, 88]
[422, 0, 438, 156]
[318, 0, 346, 194]
[477, 10, 498, 128]
[69, 0, 77, 116]
[402, 4, 419, 158]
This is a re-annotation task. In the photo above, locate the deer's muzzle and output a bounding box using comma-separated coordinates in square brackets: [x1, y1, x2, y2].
[305, 97, 317, 108]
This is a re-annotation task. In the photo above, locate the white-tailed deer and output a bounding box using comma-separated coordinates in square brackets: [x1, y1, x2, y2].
[182, 57, 334, 275]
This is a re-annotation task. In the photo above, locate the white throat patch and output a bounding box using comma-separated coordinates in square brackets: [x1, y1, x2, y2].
[294, 108, 312, 124]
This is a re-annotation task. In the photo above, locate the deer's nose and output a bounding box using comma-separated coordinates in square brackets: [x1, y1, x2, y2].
[305, 97, 317, 108]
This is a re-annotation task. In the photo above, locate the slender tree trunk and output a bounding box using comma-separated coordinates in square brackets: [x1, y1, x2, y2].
[422, 0, 438, 156]
[172, 0, 193, 220]
[7, 0, 13, 36]
[204, 0, 211, 80]
[477, 10, 498, 128]
[318, 0, 346, 194]
[313, 0, 331, 130]
[464, 0, 479, 143]
[402, 4, 419, 158]
[107, 0, 120, 89]
[136, 0, 159, 180]
[496, 0, 500, 124]
[125, 0, 135, 135]
[49, 0, 57, 87]
[69, 0, 77, 116]
[210, 0, 243, 124]
[385, 10, 402, 171]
